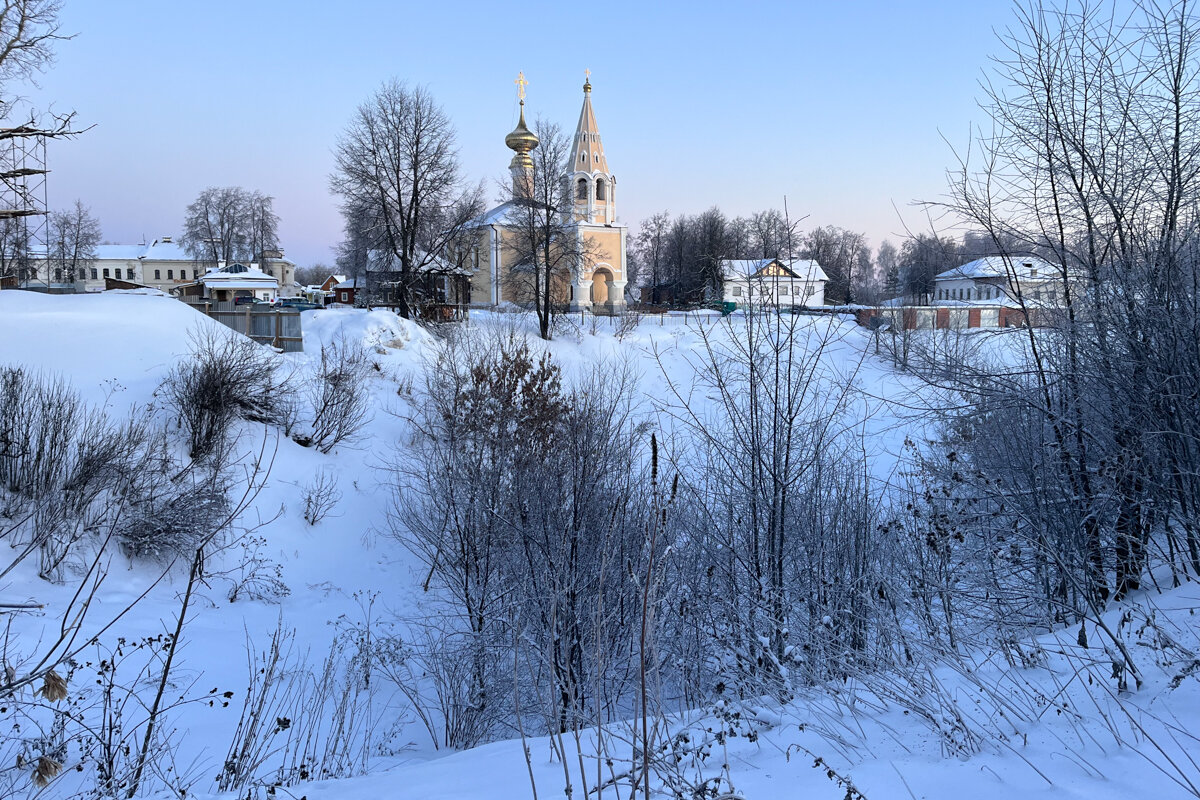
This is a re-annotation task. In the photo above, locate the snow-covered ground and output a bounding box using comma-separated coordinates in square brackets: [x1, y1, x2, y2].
[1, 290, 1197, 800]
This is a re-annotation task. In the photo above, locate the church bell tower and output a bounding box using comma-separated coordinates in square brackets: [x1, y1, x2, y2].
[565, 73, 627, 313]
[569, 72, 615, 224]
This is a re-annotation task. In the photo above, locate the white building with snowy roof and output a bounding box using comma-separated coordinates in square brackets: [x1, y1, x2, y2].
[717, 258, 828, 308]
[38, 237, 298, 297]
[931, 255, 1070, 305]
[175, 263, 280, 303]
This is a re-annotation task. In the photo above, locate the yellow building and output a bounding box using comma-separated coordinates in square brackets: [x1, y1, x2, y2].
[467, 74, 628, 313]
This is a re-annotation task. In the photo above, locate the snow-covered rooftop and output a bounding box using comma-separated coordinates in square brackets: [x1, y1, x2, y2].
[474, 201, 523, 227]
[722, 257, 829, 283]
[94, 244, 150, 261]
[935, 255, 1057, 281]
[199, 266, 278, 288]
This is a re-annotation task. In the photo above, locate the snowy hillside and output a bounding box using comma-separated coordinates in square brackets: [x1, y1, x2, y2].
[1, 291, 1198, 800]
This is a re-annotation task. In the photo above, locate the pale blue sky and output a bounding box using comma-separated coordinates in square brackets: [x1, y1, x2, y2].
[23, 0, 1018, 267]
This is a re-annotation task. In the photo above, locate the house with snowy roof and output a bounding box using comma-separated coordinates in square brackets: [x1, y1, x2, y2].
[332, 277, 358, 305]
[716, 258, 828, 308]
[174, 263, 280, 303]
[38, 236, 298, 297]
[931, 255, 1070, 306]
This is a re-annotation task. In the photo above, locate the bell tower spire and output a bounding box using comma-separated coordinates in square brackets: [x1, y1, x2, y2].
[505, 71, 539, 198]
[569, 70, 615, 224]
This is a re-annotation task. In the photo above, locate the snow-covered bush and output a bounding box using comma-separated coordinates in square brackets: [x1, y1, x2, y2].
[0, 366, 171, 580]
[301, 468, 341, 525]
[161, 327, 295, 459]
[0, 367, 81, 505]
[304, 335, 374, 454]
[391, 330, 654, 752]
[115, 473, 230, 561]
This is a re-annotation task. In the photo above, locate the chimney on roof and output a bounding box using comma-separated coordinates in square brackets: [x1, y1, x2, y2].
[161, 236, 172, 244]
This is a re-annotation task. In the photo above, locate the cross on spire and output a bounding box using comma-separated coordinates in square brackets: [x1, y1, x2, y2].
[515, 71, 527, 103]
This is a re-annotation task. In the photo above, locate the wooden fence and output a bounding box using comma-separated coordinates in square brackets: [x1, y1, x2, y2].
[181, 300, 304, 352]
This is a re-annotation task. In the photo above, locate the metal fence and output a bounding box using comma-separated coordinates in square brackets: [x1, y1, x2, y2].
[180, 300, 304, 352]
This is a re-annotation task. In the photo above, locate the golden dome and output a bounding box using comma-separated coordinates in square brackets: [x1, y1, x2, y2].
[505, 102, 539, 168]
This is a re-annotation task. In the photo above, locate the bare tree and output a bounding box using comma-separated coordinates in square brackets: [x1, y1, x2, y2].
[244, 190, 281, 264]
[665, 214, 697, 302]
[331, 80, 482, 318]
[897, 233, 958, 303]
[750, 208, 798, 259]
[294, 263, 334, 287]
[636, 211, 670, 303]
[938, 0, 1200, 618]
[876, 239, 900, 299]
[0, 214, 29, 281]
[726, 214, 752, 258]
[181, 186, 280, 266]
[333, 196, 380, 284]
[47, 199, 100, 282]
[692, 206, 728, 299]
[800, 225, 871, 303]
[0, 2, 65, 86]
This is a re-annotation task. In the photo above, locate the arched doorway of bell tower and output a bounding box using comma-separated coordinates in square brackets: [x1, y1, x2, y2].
[590, 268, 613, 309]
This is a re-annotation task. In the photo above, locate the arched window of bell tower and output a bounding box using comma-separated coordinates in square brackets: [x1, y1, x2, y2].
[576, 178, 589, 201]
[595, 178, 606, 201]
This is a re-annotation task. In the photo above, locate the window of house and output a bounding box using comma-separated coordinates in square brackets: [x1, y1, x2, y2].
[127, 269, 134, 280]
[781, 285, 790, 295]
[595, 178, 606, 200]
[576, 178, 588, 200]
[103, 268, 110, 278]
[341, 291, 348, 302]
[167, 269, 173, 279]
[91, 268, 98, 280]
[155, 269, 161, 280]
[54, 268, 62, 281]
[732, 286, 743, 297]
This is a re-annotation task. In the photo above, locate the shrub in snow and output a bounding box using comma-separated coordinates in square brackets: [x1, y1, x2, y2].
[161, 327, 295, 459]
[303, 335, 374, 454]
[301, 468, 341, 525]
[115, 474, 231, 561]
[225, 534, 290, 603]
[391, 330, 653, 748]
[0, 367, 82, 505]
[0, 366, 170, 580]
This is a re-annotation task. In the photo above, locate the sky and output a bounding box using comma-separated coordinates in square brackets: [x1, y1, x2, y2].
[19, 0, 1021, 268]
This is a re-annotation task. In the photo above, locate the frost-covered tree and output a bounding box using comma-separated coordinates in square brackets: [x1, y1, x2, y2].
[47, 199, 100, 283]
[180, 186, 280, 265]
[331, 80, 482, 319]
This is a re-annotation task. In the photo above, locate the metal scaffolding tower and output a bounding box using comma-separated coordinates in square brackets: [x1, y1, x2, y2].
[0, 126, 49, 288]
